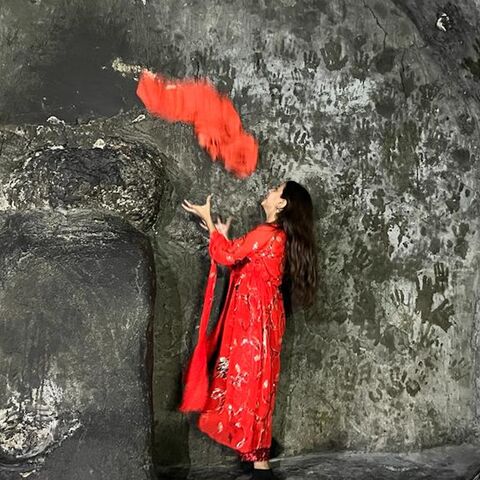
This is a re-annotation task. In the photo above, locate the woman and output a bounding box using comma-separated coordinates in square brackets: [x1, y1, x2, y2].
[180, 180, 317, 479]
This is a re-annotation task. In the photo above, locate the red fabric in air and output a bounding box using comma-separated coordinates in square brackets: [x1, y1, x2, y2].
[136, 70, 258, 178]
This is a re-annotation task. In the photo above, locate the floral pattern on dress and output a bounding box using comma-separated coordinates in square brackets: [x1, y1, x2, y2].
[196, 223, 287, 455]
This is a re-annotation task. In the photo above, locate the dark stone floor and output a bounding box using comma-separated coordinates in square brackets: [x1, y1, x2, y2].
[156, 444, 480, 480]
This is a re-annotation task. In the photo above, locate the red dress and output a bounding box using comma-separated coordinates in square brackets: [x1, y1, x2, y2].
[179, 223, 287, 459]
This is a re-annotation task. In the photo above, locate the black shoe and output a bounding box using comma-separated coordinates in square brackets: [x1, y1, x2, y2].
[270, 437, 284, 458]
[239, 460, 254, 473]
[251, 467, 279, 480]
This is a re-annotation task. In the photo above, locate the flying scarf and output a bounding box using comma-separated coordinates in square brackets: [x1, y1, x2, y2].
[178, 259, 231, 412]
[136, 70, 258, 178]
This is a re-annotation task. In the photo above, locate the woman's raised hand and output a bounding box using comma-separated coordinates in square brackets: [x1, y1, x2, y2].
[199, 215, 232, 236]
[182, 194, 212, 222]
[214, 216, 232, 236]
[182, 194, 233, 236]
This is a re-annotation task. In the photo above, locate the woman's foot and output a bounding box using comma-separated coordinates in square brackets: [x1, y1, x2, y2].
[251, 461, 280, 479]
[251, 466, 278, 479]
[239, 460, 254, 473]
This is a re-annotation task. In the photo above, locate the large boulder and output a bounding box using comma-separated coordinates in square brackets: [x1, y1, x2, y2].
[0, 209, 155, 479]
[0, 0, 480, 472]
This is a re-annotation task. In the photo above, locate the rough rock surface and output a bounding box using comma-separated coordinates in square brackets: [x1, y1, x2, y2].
[0, 0, 479, 474]
[0, 210, 155, 479]
[4, 144, 165, 231]
[158, 443, 480, 480]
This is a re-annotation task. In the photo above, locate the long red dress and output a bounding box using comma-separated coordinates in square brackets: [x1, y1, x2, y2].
[179, 223, 287, 459]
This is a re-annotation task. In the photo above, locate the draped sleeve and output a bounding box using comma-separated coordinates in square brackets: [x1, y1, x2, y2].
[208, 224, 277, 266]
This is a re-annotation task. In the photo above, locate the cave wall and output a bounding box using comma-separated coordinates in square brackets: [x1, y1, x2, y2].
[0, 0, 479, 473]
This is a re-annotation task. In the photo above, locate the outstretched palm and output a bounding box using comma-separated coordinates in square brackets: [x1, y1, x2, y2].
[212, 216, 232, 236]
[182, 194, 232, 236]
[182, 194, 212, 221]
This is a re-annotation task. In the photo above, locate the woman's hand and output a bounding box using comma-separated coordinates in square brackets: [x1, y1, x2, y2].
[182, 194, 216, 233]
[215, 216, 232, 237]
[182, 194, 212, 221]
[200, 216, 232, 237]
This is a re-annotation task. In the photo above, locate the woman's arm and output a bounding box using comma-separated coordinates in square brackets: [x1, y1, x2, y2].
[204, 212, 216, 233]
[181, 194, 276, 265]
[208, 225, 275, 266]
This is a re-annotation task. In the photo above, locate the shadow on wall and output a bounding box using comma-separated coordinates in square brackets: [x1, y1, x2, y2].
[150, 246, 192, 476]
[152, 252, 238, 476]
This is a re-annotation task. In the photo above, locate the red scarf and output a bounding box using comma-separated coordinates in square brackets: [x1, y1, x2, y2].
[178, 260, 230, 412]
[136, 70, 258, 178]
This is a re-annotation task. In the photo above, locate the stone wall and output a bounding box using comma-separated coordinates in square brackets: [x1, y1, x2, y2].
[0, 0, 479, 474]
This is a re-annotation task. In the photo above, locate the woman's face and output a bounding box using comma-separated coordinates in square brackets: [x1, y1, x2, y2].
[261, 182, 286, 211]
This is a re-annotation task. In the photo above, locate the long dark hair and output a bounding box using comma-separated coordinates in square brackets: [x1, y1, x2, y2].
[274, 180, 317, 309]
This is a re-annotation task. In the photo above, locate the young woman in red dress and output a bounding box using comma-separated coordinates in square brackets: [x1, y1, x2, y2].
[181, 180, 317, 479]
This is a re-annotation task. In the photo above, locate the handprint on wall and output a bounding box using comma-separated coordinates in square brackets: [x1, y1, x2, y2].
[452, 222, 470, 259]
[414, 263, 454, 332]
[320, 38, 348, 71]
[350, 38, 371, 81]
[303, 50, 321, 78]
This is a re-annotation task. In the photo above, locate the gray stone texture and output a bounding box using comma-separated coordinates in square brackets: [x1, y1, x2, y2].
[162, 444, 480, 480]
[0, 0, 478, 477]
[5, 145, 165, 231]
[0, 210, 155, 479]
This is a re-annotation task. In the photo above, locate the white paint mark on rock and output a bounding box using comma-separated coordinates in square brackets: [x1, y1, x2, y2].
[132, 114, 146, 123]
[111, 57, 143, 78]
[93, 138, 106, 149]
[436, 13, 451, 32]
[19, 471, 37, 478]
[46, 116, 65, 126]
[0, 379, 81, 464]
